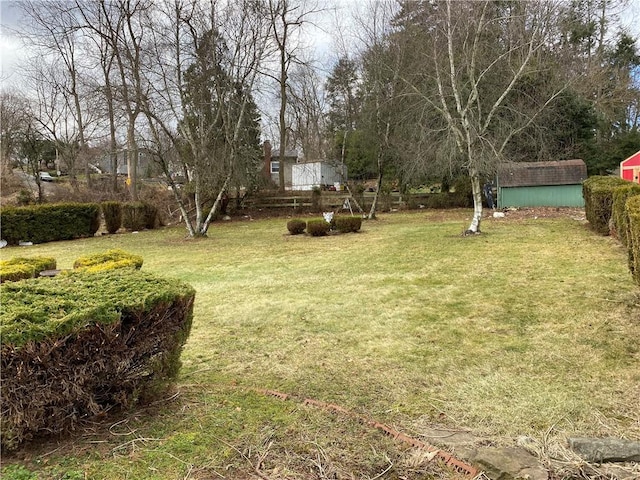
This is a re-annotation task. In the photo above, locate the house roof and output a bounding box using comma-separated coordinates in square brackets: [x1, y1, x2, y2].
[621, 150, 640, 168]
[498, 159, 587, 187]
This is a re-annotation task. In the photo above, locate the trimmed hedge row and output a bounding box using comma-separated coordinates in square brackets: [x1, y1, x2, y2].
[582, 176, 630, 235]
[0, 257, 57, 283]
[287, 216, 363, 237]
[583, 176, 640, 287]
[0, 268, 195, 450]
[122, 202, 158, 231]
[0, 203, 101, 245]
[611, 184, 640, 246]
[626, 195, 640, 285]
[101, 201, 123, 234]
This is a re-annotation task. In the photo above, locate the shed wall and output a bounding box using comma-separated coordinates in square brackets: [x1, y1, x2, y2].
[498, 185, 584, 208]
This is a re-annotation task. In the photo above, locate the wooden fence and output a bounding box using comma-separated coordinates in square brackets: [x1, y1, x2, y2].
[242, 191, 436, 212]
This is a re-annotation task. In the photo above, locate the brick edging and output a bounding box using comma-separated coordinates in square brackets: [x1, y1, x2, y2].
[256, 388, 479, 478]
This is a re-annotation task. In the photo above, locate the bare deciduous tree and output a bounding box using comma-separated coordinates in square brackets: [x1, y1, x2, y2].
[266, 0, 320, 191]
[139, 0, 269, 237]
[0, 91, 30, 178]
[398, 0, 565, 233]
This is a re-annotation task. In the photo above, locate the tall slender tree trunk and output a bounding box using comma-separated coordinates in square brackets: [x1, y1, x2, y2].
[466, 168, 483, 234]
[278, 41, 288, 192]
[127, 124, 138, 200]
[201, 172, 232, 234]
[368, 170, 383, 220]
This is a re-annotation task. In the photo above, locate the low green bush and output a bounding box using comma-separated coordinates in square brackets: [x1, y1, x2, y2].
[0, 203, 100, 245]
[0, 257, 57, 283]
[73, 249, 143, 272]
[611, 184, 640, 246]
[287, 219, 306, 235]
[582, 176, 630, 235]
[0, 264, 35, 283]
[334, 216, 362, 233]
[307, 218, 330, 236]
[626, 195, 640, 285]
[0, 269, 195, 450]
[101, 201, 123, 234]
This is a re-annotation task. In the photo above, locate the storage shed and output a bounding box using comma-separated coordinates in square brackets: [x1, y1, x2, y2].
[620, 150, 640, 183]
[291, 162, 346, 191]
[497, 159, 587, 208]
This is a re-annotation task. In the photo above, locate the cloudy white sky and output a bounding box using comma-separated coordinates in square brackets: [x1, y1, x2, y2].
[1, 0, 640, 89]
[0, 1, 22, 86]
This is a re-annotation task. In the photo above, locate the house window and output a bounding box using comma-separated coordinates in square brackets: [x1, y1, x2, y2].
[271, 161, 279, 173]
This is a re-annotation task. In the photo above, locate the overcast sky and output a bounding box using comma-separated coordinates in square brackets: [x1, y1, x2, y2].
[2, 0, 640, 90]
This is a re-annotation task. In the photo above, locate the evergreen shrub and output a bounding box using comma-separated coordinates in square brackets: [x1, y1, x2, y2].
[143, 203, 159, 229]
[287, 219, 306, 235]
[307, 218, 330, 236]
[0, 256, 57, 283]
[122, 202, 147, 231]
[611, 184, 640, 246]
[582, 176, 630, 235]
[0, 263, 35, 283]
[626, 195, 640, 285]
[73, 249, 143, 272]
[0, 203, 100, 245]
[101, 201, 122, 234]
[334, 216, 362, 233]
[0, 269, 196, 450]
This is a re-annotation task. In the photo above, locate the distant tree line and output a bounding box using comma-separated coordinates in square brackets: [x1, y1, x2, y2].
[1, 0, 638, 234]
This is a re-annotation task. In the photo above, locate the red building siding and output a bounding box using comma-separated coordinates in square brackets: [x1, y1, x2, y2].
[621, 150, 640, 183]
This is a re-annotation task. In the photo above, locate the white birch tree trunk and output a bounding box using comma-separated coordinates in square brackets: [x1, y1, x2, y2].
[466, 169, 483, 234]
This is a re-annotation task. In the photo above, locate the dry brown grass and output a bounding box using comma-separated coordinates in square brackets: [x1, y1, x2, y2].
[1, 210, 638, 479]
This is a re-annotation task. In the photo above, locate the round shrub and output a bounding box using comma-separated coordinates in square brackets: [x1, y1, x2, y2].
[334, 216, 362, 233]
[307, 219, 330, 237]
[287, 219, 306, 235]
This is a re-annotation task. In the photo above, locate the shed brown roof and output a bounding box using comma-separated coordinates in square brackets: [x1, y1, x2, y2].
[498, 160, 587, 187]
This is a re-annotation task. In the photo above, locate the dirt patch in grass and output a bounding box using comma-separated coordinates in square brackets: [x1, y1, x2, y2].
[488, 206, 586, 221]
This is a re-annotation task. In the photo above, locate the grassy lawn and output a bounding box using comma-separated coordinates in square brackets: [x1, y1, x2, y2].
[1, 210, 638, 479]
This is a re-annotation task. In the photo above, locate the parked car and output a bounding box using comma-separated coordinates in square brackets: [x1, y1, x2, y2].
[39, 172, 54, 182]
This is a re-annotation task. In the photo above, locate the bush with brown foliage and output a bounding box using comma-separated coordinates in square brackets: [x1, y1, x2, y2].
[334, 216, 362, 233]
[286, 219, 306, 235]
[307, 218, 330, 236]
[0, 269, 195, 451]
